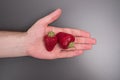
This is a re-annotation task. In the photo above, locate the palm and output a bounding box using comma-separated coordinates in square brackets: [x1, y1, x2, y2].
[25, 9, 96, 59]
[26, 24, 62, 59]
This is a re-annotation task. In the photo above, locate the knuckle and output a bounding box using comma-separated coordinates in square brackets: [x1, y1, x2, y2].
[75, 38, 79, 42]
[50, 16, 55, 21]
[81, 38, 85, 43]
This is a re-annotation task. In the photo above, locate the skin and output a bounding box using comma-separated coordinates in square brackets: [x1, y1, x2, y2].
[0, 8, 96, 60]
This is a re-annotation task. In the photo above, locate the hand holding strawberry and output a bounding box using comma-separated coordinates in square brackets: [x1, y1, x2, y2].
[44, 31, 75, 51]
[25, 8, 96, 60]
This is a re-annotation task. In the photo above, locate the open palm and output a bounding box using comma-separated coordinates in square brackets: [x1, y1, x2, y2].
[25, 9, 96, 59]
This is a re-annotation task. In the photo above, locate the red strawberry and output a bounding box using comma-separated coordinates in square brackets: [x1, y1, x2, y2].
[44, 31, 57, 51]
[56, 32, 75, 49]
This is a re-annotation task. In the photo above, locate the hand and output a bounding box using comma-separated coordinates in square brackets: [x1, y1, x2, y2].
[25, 8, 96, 60]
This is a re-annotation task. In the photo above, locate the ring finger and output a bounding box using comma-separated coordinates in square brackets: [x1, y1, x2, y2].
[62, 44, 92, 51]
[75, 37, 96, 44]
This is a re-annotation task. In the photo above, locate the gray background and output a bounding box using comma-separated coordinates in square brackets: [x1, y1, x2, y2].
[0, 0, 120, 80]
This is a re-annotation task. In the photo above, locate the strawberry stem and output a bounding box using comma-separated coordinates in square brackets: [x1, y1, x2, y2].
[48, 31, 55, 37]
[68, 42, 74, 48]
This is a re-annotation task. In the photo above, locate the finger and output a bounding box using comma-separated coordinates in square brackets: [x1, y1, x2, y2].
[61, 47, 77, 51]
[75, 37, 96, 44]
[57, 50, 83, 58]
[74, 44, 92, 50]
[60, 44, 92, 51]
[37, 8, 62, 25]
[48, 26, 90, 37]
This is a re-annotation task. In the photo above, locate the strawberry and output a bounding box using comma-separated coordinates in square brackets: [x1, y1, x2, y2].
[56, 32, 75, 49]
[44, 31, 57, 51]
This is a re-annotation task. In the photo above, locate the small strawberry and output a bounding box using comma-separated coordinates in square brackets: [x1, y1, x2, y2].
[44, 31, 57, 51]
[56, 32, 75, 49]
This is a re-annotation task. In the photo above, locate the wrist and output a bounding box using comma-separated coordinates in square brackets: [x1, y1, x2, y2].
[8, 32, 29, 57]
[18, 32, 28, 57]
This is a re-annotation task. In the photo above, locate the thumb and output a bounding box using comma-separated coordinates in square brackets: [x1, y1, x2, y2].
[37, 8, 62, 25]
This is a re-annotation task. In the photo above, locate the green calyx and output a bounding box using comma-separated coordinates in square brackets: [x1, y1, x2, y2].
[68, 42, 74, 48]
[48, 31, 55, 37]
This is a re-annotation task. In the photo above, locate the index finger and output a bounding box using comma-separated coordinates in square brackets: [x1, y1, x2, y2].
[47, 26, 90, 37]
